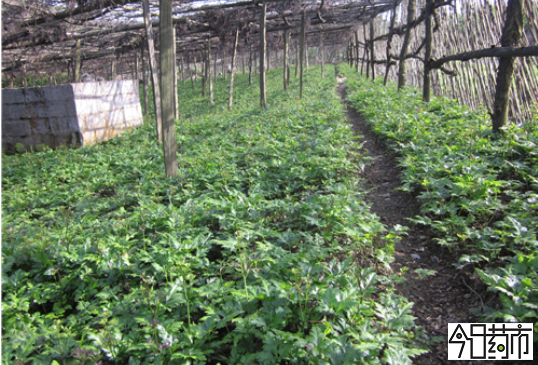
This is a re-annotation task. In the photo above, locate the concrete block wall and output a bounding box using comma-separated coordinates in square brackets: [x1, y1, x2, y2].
[2, 80, 143, 152]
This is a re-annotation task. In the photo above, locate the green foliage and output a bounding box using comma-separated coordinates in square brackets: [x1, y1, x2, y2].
[2, 67, 427, 363]
[341, 64, 538, 338]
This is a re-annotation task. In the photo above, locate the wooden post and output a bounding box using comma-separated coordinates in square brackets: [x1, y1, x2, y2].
[191, 58, 195, 89]
[284, 29, 289, 90]
[214, 50, 218, 82]
[295, 38, 299, 77]
[74, 39, 82, 83]
[320, 32, 325, 78]
[260, 1, 267, 108]
[305, 31, 309, 72]
[249, 43, 253, 85]
[242, 51, 246, 74]
[143, 0, 163, 141]
[22, 64, 28, 87]
[181, 56, 185, 85]
[492, 0, 524, 133]
[360, 23, 366, 75]
[398, 0, 416, 90]
[141, 43, 149, 115]
[423, 0, 433, 102]
[109, 57, 115, 80]
[202, 50, 207, 97]
[384, 0, 397, 86]
[229, 29, 239, 110]
[355, 30, 360, 72]
[194, 56, 198, 82]
[370, 20, 375, 80]
[223, 51, 227, 81]
[135, 54, 140, 82]
[173, 28, 179, 119]
[159, 0, 178, 177]
[207, 38, 214, 104]
[300, 10, 306, 99]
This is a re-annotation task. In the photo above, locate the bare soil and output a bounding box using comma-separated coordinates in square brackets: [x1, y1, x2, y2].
[336, 82, 528, 365]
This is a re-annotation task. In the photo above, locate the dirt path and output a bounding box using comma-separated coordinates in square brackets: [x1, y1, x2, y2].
[336, 82, 503, 365]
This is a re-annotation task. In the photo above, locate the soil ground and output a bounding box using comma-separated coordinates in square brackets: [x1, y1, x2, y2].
[336, 82, 535, 365]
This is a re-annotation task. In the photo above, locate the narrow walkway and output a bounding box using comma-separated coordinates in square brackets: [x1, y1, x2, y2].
[337, 82, 499, 365]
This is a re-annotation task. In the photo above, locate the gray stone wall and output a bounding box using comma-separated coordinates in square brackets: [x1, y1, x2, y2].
[2, 80, 143, 153]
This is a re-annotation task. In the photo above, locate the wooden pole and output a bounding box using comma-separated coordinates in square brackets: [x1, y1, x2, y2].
[135, 54, 139, 83]
[300, 10, 306, 99]
[214, 50, 218, 82]
[191, 58, 195, 89]
[181, 56, 185, 85]
[74, 39, 82, 83]
[249, 43, 253, 85]
[320, 31, 324, 78]
[295, 38, 299, 77]
[383, 0, 397, 86]
[492, 0, 524, 133]
[23, 64, 28, 87]
[141, 43, 149, 115]
[355, 30, 360, 72]
[109, 57, 115, 80]
[143, 0, 163, 141]
[370, 20, 375, 80]
[423, 0, 433, 102]
[202, 49, 207, 97]
[208, 38, 214, 104]
[229, 29, 239, 110]
[173, 28, 179, 119]
[159, 0, 179, 177]
[260, 1, 267, 108]
[398, 0, 416, 90]
[362, 23, 368, 76]
[284, 29, 289, 90]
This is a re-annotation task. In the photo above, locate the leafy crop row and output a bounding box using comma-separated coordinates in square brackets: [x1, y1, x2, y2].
[341, 64, 538, 338]
[2, 68, 428, 364]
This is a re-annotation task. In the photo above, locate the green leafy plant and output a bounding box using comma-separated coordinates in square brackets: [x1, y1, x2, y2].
[2, 66, 427, 363]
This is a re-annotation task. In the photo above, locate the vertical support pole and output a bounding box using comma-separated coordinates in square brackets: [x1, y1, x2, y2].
[143, 0, 163, 141]
[181, 56, 185, 85]
[370, 20, 375, 80]
[22, 64, 28, 87]
[355, 30, 360, 72]
[300, 10, 306, 99]
[423, 0, 433, 102]
[284, 29, 289, 90]
[207, 38, 214, 104]
[229, 29, 239, 110]
[260, 1, 267, 108]
[74, 39, 82, 83]
[223, 50, 227, 81]
[191, 57, 195, 89]
[135, 53, 139, 82]
[159, 0, 178, 177]
[492, 0, 523, 133]
[398, 0, 416, 90]
[320, 31, 324, 78]
[295, 38, 299, 77]
[202, 50, 207, 97]
[173, 28, 179, 119]
[249, 43, 253, 85]
[141, 43, 149, 115]
[214, 49, 218, 82]
[384, 0, 397, 86]
[194, 56, 198, 82]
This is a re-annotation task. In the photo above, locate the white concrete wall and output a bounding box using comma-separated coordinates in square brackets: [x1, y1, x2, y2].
[2, 80, 144, 152]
